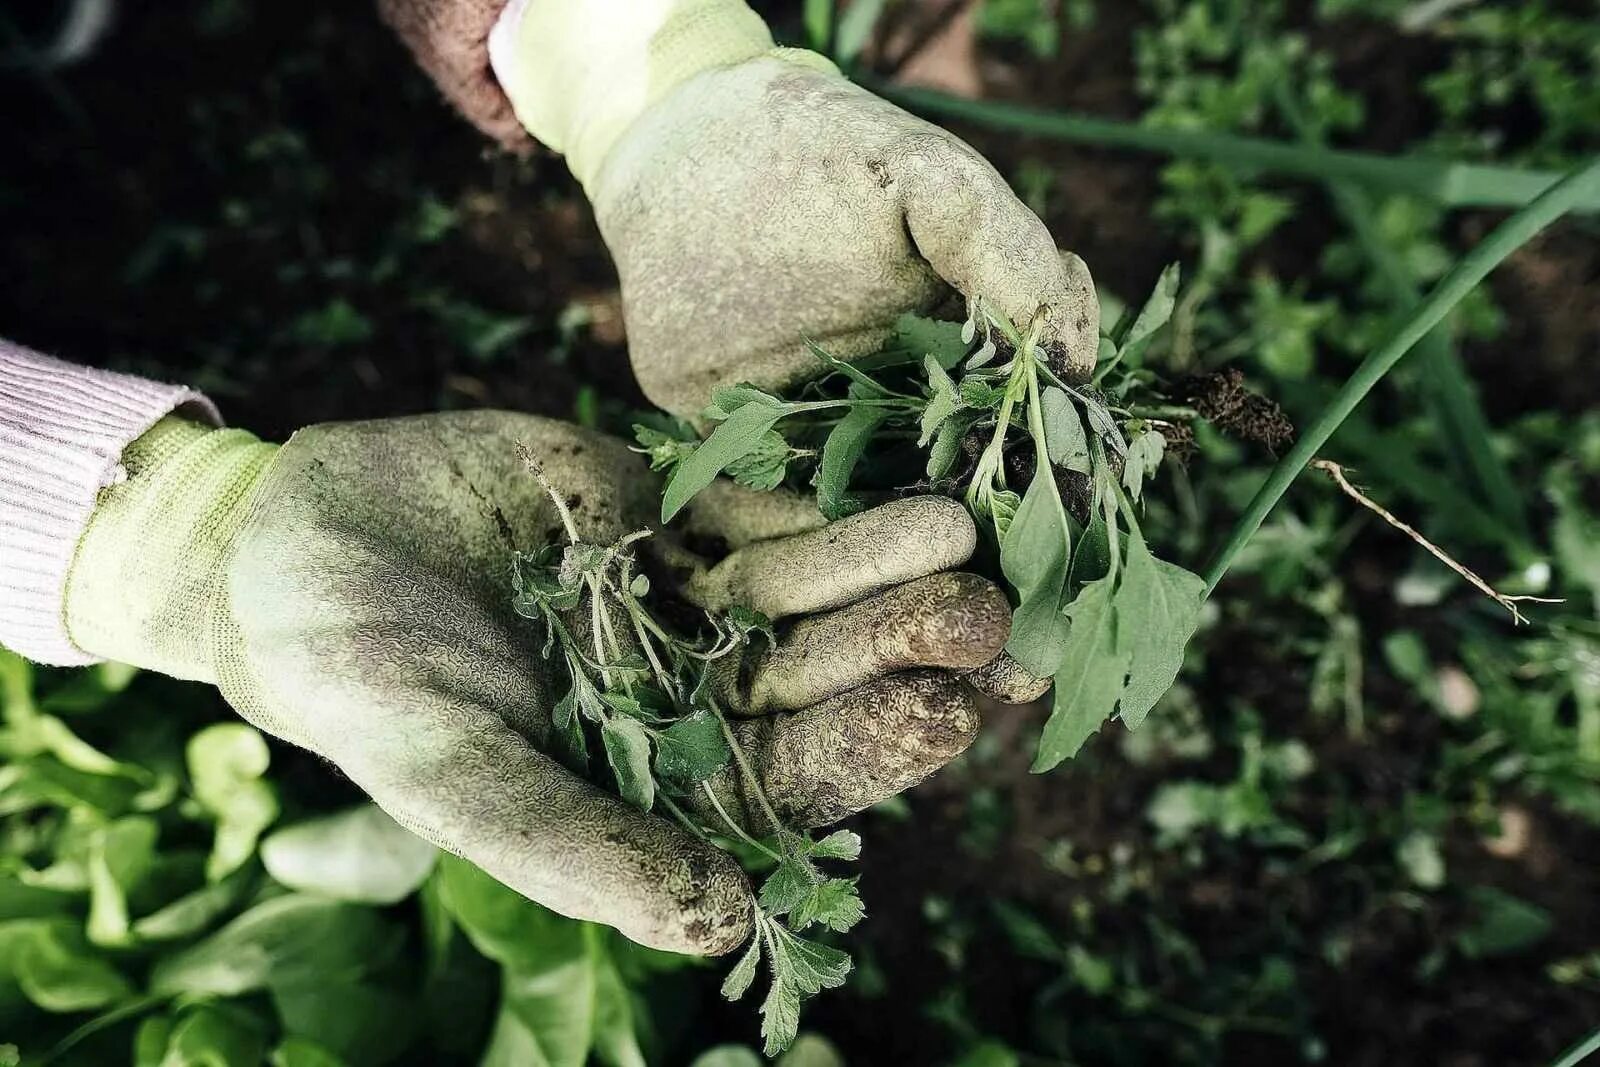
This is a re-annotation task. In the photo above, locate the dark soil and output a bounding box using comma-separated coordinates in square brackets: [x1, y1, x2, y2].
[3, 2, 1596, 1065]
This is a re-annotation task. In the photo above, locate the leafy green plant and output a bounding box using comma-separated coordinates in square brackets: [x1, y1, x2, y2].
[510, 461, 863, 1054]
[649, 270, 1207, 771]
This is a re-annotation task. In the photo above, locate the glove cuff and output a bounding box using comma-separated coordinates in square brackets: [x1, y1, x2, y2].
[488, 0, 836, 191]
[64, 417, 279, 683]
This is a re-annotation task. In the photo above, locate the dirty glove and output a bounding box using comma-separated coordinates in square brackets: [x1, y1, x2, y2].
[64, 411, 1014, 954]
[484, 0, 1100, 416]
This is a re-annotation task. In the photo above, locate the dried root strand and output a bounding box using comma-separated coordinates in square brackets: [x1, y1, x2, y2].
[1313, 459, 1561, 625]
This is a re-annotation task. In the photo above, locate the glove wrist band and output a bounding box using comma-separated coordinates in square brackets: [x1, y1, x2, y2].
[64, 417, 279, 683]
[488, 0, 835, 191]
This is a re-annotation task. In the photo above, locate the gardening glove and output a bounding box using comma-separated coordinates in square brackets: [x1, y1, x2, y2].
[475, 0, 1100, 416]
[63, 411, 1016, 954]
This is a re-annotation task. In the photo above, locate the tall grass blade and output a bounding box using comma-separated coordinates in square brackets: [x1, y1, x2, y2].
[872, 84, 1600, 214]
[1273, 87, 1531, 543]
[1203, 157, 1600, 595]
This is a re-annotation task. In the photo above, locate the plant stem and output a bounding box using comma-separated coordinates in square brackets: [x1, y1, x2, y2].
[867, 82, 1600, 214]
[1549, 1026, 1600, 1067]
[1202, 156, 1600, 596]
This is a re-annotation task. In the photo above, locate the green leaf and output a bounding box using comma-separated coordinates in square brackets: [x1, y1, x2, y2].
[833, 0, 883, 65]
[918, 354, 962, 447]
[1033, 576, 1129, 772]
[788, 878, 865, 934]
[726, 430, 793, 492]
[1040, 387, 1090, 474]
[1120, 429, 1166, 502]
[151, 894, 398, 997]
[817, 404, 889, 520]
[1116, 262, 1181, 356]
[187, 724, 278, 881]
[271, 1038, 349, 1067]
[0, 919, 131, 1011]
[260, 804, 437, 904]
[131, 866, 254, 943]
[891, 314, 969, 370]
[662, 401, 784, 521]
[1113, 525, 1204, 731]
[86, 815, 158, 946]
[721, 936, 761, 1001]
[652, 711, 731, 784]
[1000, 470, 1070, 596]
[435, 855, 585, 973]
[1002, 473, 1073, 677]
[708, 384, 784, 419]
[159, 1003, 268, 1067]
[632, 424, 697, 474]
[1455, 887, 1554, 959]
[273, 982, 416, 1066]
[807, 830, 862, 862]
[602, 718, 655, 812]
[926, 415, 969, 481]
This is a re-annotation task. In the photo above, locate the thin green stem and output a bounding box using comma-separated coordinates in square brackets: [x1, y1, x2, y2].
[868, 82, 1600, 214]
[1549, 1026, 1600, 1067]
[1202, 156, 1600, 596]
[702, 779, 783, 863]
[714, 706, 791, 844]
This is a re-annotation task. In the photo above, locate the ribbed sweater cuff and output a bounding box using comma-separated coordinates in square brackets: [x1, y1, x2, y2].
[0, 341, 221, 665]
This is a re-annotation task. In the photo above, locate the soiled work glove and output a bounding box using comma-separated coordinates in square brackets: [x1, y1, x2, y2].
[481, 0, 1100, 416]
[64, 411, 1013, 954]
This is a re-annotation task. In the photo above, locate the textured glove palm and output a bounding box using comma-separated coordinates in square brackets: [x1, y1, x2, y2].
[65, 412, 1012, 954]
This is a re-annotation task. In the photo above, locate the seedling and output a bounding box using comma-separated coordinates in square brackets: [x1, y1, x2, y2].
[645, 265, 1206, 771]
[512, 456, 862, 1055]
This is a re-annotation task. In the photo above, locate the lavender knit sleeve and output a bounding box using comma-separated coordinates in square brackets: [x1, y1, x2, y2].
[0, 341, 220, 665]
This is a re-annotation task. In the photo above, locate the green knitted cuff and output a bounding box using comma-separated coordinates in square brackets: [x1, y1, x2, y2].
[64, 417, 279, 682]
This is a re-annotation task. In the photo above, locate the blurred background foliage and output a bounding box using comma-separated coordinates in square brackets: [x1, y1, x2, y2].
[0, 0, 1597, 1064]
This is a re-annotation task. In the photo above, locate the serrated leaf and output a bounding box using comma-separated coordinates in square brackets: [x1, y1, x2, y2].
[1040, 387, 1090, 474]
[817, 404, 888, 520]
[726, 430, 793, 492]
[757, 858, 814, 917]
[652, 711, 731, 783]
[788, 878, 864, 933]
[601, 718, 655, 812]
[806, 830, 861, 862]
[1033, 576, 1129, 772]
[1113, 525, 1204, 731]
[760, 975, 803, 1057]
[721, 935, 761, 1001]
[918, 355, 962, 447]
[1121, 429, 1166, 502]
[777, 931, 851, 992]
[959, 378, 1004, 410]
[662, 402, 784, 521]
[891, 314, 968, 370]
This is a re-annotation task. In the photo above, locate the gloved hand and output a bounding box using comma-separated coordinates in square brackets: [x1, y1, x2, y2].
[479, 0, 1101, 416]
[64, 411, 1017, 954]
